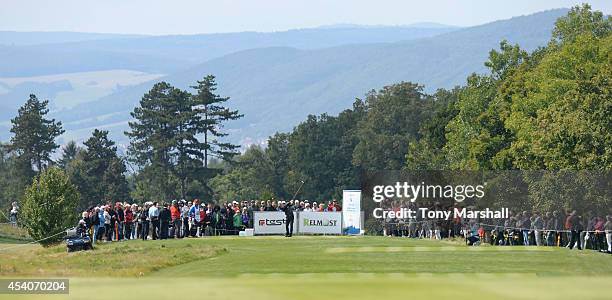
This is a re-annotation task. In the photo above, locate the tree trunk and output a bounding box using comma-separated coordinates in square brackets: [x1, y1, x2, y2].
[204, 108, 208, 168]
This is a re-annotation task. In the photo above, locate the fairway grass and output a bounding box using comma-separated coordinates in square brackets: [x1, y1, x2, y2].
[2, 276, 612, 300]
[1, 236, 611, 300]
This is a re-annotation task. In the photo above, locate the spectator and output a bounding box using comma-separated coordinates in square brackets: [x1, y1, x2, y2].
[159, 203, 171, 239]
[149, 202, 160, 240]
[92, 207, 101, 244]
[116, 202, 125, 240]
[124, 204, 134, 240]
[199, 205, 207, 236]
[233, 210, 242, 234]
[605, 216, 612, 253]
[103, 206, 111, 242]
[594, 217, 605, 251]
[241, 207, 250, 228]
[532, 212, 544, 246]
[188, 199, 200, 237]
[568, 212, 581, 250]
[170, 200, 181, 238]
[520, 211, 531, 246]
[180, 201, 189, 238]
[9, 202, 18, 226]
[141, 204, 150, 240]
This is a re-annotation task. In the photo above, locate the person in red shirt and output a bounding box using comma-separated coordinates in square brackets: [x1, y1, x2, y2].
[198, 205, 207, 237]
[170, 200, 181, 238]
[565, 211, 574, 247]
[124, 204, 134, 240]
[332, 200, 341, 212]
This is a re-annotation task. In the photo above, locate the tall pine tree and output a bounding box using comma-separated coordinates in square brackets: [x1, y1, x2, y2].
[82, 129, 129, 205]
[191, 75, 243, 168]
[9, 94, 64, 179]
[57, 141, 80, 169]
[126, 82, 183, 200]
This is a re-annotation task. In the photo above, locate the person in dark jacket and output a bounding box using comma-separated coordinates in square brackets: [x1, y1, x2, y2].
[116, 204, 125, 240]
[141, 204, 150, 240]
[159, 203, 171, 239]
[568, 212, 582, 250]
[280, 201, 294, 237]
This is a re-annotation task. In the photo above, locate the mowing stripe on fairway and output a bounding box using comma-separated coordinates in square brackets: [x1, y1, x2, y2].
[326, 246, 555, 253]
[237, 272, 539, 279]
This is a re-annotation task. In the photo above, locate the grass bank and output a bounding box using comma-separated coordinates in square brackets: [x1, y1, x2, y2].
[0, 239, 223, 277]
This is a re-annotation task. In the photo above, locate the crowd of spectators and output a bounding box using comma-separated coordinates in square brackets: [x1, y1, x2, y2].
[381, 201, 612, 254]
[77, 199, 342, 243]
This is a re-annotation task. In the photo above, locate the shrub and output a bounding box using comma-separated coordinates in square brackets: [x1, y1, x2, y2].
[19, 167, 79, 246]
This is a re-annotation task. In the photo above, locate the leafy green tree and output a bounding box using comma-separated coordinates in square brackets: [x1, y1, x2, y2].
[353, 82, 430, 170]
[505, 11, 611, 170]
[405, 88, 460, 170]
[9, 94, 64, 177]
[210, 146, 275, 201]
[443, 41, 528, 170]
[18, 167, 79, 246]
[551, 3, 611, 45]
[266, 133, 290, 199]
[287, 100, 365, 200]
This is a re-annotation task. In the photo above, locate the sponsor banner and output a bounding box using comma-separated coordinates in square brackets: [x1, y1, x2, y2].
[253, 211, 296, 235]
[342, 190, 362, 235]
[298, 211, 342, 235]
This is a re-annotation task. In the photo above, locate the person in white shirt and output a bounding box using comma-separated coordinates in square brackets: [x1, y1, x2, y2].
[180, 201, 189, 238]
[103, 207, 111, 241]
[148, 202, 160, 240]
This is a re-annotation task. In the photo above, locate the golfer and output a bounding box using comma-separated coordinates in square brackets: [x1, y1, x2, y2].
[281, 201, 294, 237]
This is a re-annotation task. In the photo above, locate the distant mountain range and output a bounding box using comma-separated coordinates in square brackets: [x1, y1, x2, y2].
[0, 31, 147, 46]
[0, 9, 569, 149]
[0, 25, 459, 77]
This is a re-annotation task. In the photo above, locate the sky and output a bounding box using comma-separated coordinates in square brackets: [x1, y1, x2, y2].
[0, 0, 610, 35]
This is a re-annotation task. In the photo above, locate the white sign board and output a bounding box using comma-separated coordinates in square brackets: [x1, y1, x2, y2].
[253, 211, 296, 235]
[298, 211, 342, 234]
[342, 190, 362, 235]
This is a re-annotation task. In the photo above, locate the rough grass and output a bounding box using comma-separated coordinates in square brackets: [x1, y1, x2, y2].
[0, 239, 223, 277]
[0, 224, 31, 243]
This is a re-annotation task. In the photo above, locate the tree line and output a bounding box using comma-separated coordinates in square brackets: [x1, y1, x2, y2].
[0, 75, 242, 212]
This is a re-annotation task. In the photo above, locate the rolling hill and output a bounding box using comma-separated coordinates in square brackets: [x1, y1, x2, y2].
[45, 9, 567, 147]
[0, 9, 569, 148]
[0, 25, 458, 77]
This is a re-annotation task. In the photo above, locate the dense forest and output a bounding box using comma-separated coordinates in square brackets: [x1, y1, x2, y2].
[0, 5, 609, 217]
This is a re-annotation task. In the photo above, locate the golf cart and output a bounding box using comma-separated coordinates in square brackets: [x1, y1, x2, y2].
[65, 220, 93, 252]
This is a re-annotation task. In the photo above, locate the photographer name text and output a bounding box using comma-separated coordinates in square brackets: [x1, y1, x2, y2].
[373, 207, 509, 220]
